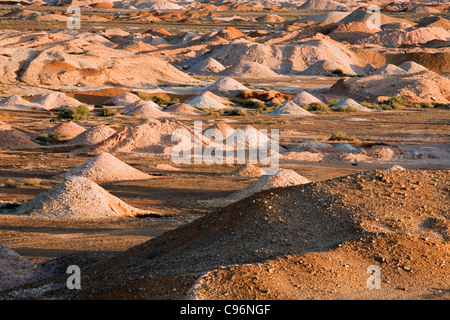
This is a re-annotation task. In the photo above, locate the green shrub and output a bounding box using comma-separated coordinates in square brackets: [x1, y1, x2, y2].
[24, 178, 41, 187]
[151, 95, 180, 106]
[333, 106, 358, 112]
[306, 102, 331, 113]
[379, 96, 407, 110]
[331, 69, 344, 77]
[4, 179, 18, 188]
[58, 105, 90, 120]
[326, 99, 340, 107]
[33, 133, 67, 145]
[201, 108, 221, 117]
[329, 131, 355, 141]
[98, 108, 117, 117]
[231, 98, 263, 109]
[360, 101, 382, 110]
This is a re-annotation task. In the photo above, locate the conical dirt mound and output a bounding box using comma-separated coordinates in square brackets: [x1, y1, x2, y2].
[288, 91, 322, 105]
[188, 58, 225, 74]
[225, 169, 310, 204]
[75, 119, 201, 155]
[202, 77, 248, 95]
[16, 176, 153, 219]
[10, 170, 449, 300]
[30, 92, 84, 111]
[268, 100, 313, 116]
[104, 92, 143, 106]
[165, 103, 207, 116]
[219, 62, 281, 78]
[0, 121, 39, 149]
[187, 91, 230, 110]
[66, 124, 116, 146]
[332, 98, 373, 112]
[0, 243, 41, 292]
[227, 163, 265, 177]
[0, 95, 44, 111]
[47, 122, 86, 140]
[58, 152, 151, 182]
[124, 101, 171, 118]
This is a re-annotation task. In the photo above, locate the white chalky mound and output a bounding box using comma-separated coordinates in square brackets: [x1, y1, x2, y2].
[202, 77, 248, 95]
[398, 61, 430, 74]
[47, 121, 86, 140]
[227, 163, 265, 177]
[17, 176, 151, 219]
[0, 244, 40, 292]
[287, 91, 322, 105]
[30, 92, 86, 111]
[219, 62, 281, 78]
[0, 95, 44, 111]
[104, 92, 143, 106]
[226, 169, 310, 204]
[187, 91, 230, 110]
[332, 98, 373, 112]
[124, 101, 171, 118]
[188, 58, 226, 74]
[58, 152, 150, 182]
[165, 103, 207, 116]
[268, 100, 313, 116]
[0, 121, 39, 149]
[66, 124, 116, 146]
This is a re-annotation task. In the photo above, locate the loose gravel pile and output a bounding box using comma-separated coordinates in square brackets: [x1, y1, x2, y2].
[165, 103, 207, 116]
[202, 77, 248, 95]
[58, 152, 151, 182]
[66, 124, 116, 146]
[332, 98, 373, 112]
[0, 244, 41, 292]
[124, 101, 171, 118]
[224, 169, 310, 204]
[0, 95, 43, 111]
[76, 119, 199, 155]
[16, 176, 153, 219]
[187, 91, 230, 110]
[188, 58, 225, 74]
[287, 91, 322, 105]
[6, 170, 449, 300]
[30, 92, 85, 111]
[227, 163, 265, 177]
[104, 92, 143, 106]
[268, 100, 314, 116]
[47, 121, 86, 140]
[0, 121, 39, 149]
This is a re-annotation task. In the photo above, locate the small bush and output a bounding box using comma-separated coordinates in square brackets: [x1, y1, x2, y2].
[4, 179, 18, 188]
[24, 178, 41, 187]
[98, 108, 117, 117]
[33, 133, 67, 145]
[329, 131, 355, 141]
[224, 108, 248, 116]
[331, 69, 344, 77]
[360, 101, 382, 110]
[231, 98, 263, 109]
[379, 96, 407, 110]
[333, 106, 358, 112]
[306, 102, 331, 113]
[58, 105, 90, 120]
[326, 99, 340, 107]
[151, 95, 180, 106]
[201, 108, 221, 117]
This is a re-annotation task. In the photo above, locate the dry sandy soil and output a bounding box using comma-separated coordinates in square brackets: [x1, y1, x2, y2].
[0, 3, 449, 301]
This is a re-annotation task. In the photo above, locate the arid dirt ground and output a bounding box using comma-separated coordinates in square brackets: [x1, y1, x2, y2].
[0, 3, 449, 301]
[0, 108, 448, 262]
